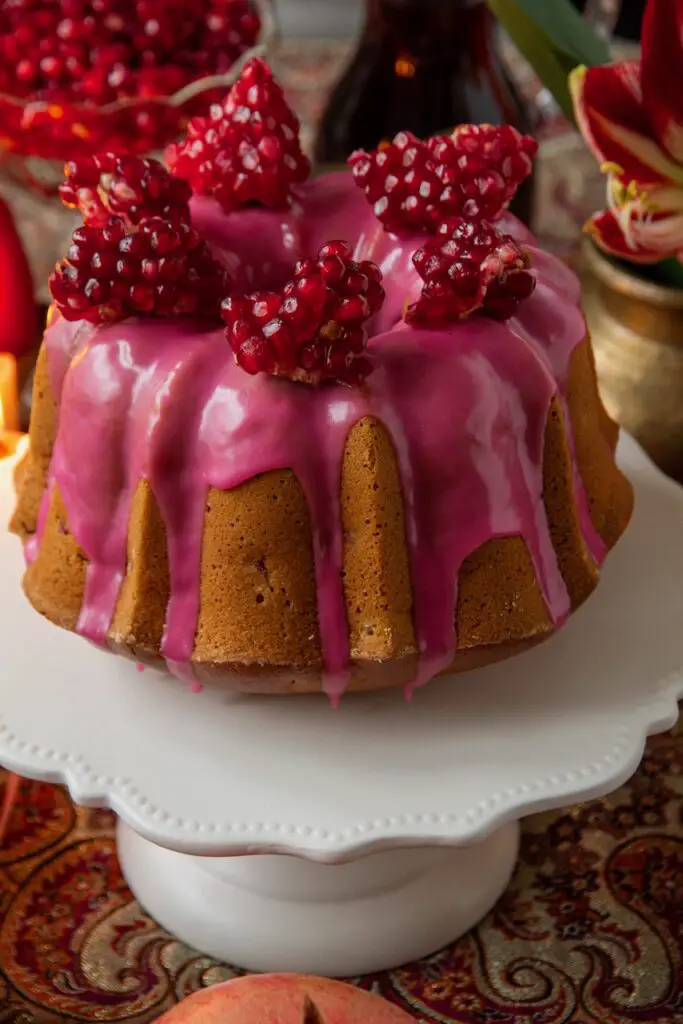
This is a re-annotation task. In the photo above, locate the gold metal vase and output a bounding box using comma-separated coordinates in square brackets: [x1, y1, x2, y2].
[581, 238, 683, 482]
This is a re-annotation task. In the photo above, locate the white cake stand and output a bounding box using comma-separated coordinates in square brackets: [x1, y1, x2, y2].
[0, 435, 682, 977]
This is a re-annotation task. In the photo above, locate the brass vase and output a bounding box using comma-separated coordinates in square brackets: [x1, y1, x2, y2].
[581, 238, 683, 482]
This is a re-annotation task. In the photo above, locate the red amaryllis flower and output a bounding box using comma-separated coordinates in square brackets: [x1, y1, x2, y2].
[570, 0, 683, 264]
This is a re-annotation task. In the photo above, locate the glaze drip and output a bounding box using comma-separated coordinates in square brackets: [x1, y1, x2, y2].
[36, 171, 596, 696]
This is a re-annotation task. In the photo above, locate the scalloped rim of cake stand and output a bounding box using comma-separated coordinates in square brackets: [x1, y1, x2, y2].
[0, 434, 681, 863]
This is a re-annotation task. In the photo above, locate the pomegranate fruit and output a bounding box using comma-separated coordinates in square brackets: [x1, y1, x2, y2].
[156, 974, 414, 1024]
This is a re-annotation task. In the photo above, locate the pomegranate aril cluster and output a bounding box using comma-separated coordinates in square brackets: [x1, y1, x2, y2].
[50, 152, 230, 324]
[0, 0, 260, 105]
[348, 132, 443, 235]
[350, 124, 537, 235]
[222, 241, 384, 385]
[428, 124, 538, 221]
[0, 0, 260, 158]
[59, 153, 193, 229]
[406, 218, 535, 327]
[167, 58, 310, 212]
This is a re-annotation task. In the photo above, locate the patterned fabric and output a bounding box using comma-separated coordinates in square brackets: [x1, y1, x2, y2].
[1, 724, 683, 1023]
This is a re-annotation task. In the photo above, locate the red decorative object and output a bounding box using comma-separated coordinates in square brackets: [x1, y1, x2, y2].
[0, 0, 261, 160]
[49, 152, 229, 324]
[349, 124, 537, 236]
[167, 57, 310, 212]
[0, 195, 37, 357]
[221, 240, 384, 385]
[570, 0, 683, 264]
[406, 217, 535, 326]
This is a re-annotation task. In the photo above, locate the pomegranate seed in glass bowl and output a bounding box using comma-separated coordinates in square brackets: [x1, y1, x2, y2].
[0, 0, 273, 304]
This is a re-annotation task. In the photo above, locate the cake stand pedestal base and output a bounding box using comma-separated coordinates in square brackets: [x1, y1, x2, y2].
[118, 820, 520, 975]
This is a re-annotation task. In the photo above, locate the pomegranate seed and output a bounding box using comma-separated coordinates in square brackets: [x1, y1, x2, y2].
[167, 57, 311, 212]
[221, 241, 384, 386]
[0, 0, 261, 158]
[405, 217, 536, 326]
[0, 0, 261, 104]
[50, 149, 231, 324]
[349, 132, 442, 235]
[59, 151, 192, 228]
[429, 124, 538, 221]
[349, 124, 538, 234]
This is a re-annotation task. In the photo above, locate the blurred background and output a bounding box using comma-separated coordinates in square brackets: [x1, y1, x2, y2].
[0, 0, 652, 445]
[0, 0, 647, 308]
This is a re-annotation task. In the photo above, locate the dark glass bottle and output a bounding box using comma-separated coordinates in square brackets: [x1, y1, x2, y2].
[314, 0, 535, 222]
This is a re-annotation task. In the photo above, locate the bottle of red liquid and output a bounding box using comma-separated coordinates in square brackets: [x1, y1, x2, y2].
[314, 0, 535, 222]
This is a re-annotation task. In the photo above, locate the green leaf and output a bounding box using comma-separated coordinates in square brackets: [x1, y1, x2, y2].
[491, 0, 611, 66]
[486, 0, 611, 122]
[487, 0, 583, 121]
[651, 258, 683, 290]
[617, 256, 683, 291]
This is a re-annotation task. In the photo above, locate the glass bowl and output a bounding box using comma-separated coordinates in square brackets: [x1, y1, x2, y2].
[0, 1, 274, 303]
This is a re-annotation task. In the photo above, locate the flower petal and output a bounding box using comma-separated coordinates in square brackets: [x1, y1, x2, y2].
[642, 184, 683, 214]
[642, 0, 683, 162]
[585, 209, 666, 263]
[632, 210, 683, 251]
[570, 63, 683, 186]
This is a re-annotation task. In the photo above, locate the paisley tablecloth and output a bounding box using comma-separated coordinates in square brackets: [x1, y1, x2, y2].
[1, 721, 683, 1023]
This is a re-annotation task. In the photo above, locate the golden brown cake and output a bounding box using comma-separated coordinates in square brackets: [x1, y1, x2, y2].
[10, 173, 632, 699]
[9, 60, 633, 700]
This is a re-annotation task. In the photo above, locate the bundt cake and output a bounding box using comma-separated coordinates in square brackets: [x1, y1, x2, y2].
[10, 60, 633, 700]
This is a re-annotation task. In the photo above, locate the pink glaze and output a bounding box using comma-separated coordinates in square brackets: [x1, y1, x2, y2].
[35, 171, 600, 698]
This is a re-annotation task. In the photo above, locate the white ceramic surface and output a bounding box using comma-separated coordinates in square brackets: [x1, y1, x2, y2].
[117, 819, 520, 974]
[0, 435, 680, 861]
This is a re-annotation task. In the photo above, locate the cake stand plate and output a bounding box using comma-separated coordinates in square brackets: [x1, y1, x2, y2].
[0, 435, 682, 975]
